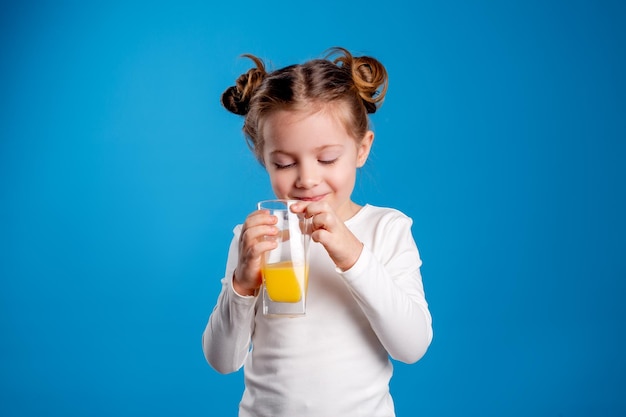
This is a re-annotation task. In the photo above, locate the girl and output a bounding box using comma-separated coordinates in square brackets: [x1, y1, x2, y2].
[202, 47, 433, 417]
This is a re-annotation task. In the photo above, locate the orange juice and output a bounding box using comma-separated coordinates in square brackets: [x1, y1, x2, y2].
[262, 261, 308, 303]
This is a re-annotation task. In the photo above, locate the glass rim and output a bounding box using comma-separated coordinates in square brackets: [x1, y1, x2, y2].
[257, 199, 301, 210]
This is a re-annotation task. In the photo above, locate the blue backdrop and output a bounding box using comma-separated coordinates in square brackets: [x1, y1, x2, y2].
[1, 1, 625, 416]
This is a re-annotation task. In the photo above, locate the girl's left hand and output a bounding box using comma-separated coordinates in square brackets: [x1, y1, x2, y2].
[291, 201, 363, 271]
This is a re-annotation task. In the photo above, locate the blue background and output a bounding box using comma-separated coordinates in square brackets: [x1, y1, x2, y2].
[1, 1, 625, 416]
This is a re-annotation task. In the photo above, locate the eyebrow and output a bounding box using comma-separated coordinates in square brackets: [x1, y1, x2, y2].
[268, 144, 344, 156]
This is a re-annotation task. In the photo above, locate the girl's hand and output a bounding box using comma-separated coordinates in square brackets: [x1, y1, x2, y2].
[291, 201, 363, 271]
[233, 210, 278, 296]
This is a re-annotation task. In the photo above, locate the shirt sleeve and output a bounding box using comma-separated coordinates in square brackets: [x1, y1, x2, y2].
[201, 225, 257, 374]
[340, 213, 433, 364]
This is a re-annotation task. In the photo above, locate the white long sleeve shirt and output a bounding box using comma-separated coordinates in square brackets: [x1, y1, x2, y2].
[202, 204, 433, 417]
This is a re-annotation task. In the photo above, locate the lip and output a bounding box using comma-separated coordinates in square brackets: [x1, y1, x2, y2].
[292, 194, 327, 202]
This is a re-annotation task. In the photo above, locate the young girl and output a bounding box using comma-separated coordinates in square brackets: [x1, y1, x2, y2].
[202, 47, 433, 417]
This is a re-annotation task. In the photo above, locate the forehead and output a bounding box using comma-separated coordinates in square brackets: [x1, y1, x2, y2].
[262, 106, 355, 150]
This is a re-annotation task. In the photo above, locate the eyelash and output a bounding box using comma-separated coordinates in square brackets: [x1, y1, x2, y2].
[274, 163, 295, 170]
[273, 159, 337, 170]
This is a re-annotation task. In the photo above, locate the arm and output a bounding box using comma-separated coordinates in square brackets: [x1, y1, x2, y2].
[201, 226, 257, 374]
[290, 202, 433, 363]
[202, 210, 279, 373]
[341, 215, 433, 364]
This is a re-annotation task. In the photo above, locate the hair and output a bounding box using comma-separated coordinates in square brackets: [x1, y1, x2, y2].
[220, 47, 388, 165]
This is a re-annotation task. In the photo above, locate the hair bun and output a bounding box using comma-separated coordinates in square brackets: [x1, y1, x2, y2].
[220, 54, 267, 115]
[352, 56, 388, 113]
[221, 85, 247, 115]
[327, 47, 388, 114]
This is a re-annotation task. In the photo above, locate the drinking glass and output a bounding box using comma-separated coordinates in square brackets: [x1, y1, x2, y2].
[257, 199, 312, 317]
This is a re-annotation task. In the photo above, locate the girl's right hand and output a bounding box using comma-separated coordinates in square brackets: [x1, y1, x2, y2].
[232, 209, 278, 296]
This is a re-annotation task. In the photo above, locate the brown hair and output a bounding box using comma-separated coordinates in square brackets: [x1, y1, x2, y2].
[221, 47, 388, 165]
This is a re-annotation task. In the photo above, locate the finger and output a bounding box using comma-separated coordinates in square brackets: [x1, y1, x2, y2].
[246, 239, 279, 259]
[241, 212, 279, 237]
[290, 201, 311, 215]
[312, 211, 340, 232]
[294, 201, 329, 220]
[245, 209, 279, 227]
[311, 228, 333, 246]
[240, 224, 279, 247]
[296, 201, 319, 215]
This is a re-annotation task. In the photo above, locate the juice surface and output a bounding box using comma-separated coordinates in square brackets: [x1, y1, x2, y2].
[262, 261, 307, 303]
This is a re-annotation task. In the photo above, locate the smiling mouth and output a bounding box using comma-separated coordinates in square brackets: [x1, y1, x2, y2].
[294, 195, 326, 202]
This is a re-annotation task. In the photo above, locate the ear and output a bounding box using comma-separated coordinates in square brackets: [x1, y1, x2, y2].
[356, 130, 374, 168]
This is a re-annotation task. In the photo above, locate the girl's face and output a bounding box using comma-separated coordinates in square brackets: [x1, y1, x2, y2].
[261, 107, 373, 221]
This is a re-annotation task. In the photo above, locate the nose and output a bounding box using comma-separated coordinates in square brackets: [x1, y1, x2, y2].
[295, 161, 320, 189]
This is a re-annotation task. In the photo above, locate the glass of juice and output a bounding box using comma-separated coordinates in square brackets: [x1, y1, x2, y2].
[258, 199, 312, 317]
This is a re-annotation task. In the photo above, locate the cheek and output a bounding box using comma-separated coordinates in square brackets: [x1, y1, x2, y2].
[335, 160, 358, 181]
[335, 164, 359, 191]
[268, 171, 290, 192]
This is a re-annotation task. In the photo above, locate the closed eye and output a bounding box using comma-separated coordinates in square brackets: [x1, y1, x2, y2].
[273, 162, 296, 170]
[319, 159, 337, 165]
